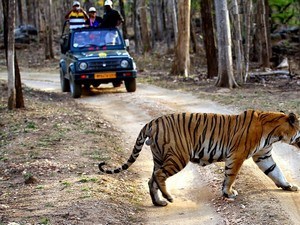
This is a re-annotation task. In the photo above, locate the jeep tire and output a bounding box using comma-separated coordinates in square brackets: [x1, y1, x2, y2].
[60, 68, 70, 92]
[112, 81, 122, 88]
[69, 73, 82, 98]
[125, 78, 136, 92]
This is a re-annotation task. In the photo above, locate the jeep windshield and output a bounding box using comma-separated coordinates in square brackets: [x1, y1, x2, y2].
[71, 28, 125, 51]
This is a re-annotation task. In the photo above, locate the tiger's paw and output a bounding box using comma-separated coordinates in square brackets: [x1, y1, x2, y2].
[223, 189, 238, 199]
[282, 184, 299, 192]
[153, 200, 169, 207]
[162, 194, 174, 203]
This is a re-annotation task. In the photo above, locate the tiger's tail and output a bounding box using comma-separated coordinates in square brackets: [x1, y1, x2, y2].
[98, 123, 151, 174]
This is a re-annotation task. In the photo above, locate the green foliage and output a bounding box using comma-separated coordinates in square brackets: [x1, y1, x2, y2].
[61, 181, 72, 187]
[191, 0, 201, 11]
[78, 176, 98, 183]
[25, 121, 36, 130]
[23, 172, 34, 180]
[0, 153, 8, 161]
[269, 0, 300, 25]
[40, 218, 51, 225]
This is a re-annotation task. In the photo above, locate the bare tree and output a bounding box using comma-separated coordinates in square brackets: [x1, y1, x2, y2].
[25, 0, 34, 26]
[17, 0, 23, 25]
[190, 9, 198, 53]
[171, 0, 190, 77]
[201, 0, 218, 79]
[3, 0, 24, 109]
[214, 0, 238, 88]
[119, 0, 128, 39]
[231, 0, 244, 83]
[244, 0, 253, 81]
[257, 0, 270, 68]
[6, 0, 16, 109]
[40, 0, 54, 59]
[149, 0, 165, 49]
[169, 0, 178, 44]
[133, 0, 142, 53]
[140, 0, 151, 53]
[47, 0, 54, 59]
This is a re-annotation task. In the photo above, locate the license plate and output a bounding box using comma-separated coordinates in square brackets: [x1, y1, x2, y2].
[95, 72, 116, 79]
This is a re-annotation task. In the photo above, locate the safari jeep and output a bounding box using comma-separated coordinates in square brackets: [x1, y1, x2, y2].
[59, 26, 137, 98]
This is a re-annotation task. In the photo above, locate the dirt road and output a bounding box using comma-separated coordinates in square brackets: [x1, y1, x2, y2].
[1, 71, 300, 224]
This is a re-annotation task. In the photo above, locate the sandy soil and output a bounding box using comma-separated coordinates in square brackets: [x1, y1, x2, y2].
[1, 70, 300, 224]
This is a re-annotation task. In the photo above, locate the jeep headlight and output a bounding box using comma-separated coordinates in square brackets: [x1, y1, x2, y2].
[120, 60, 129, 68]
[79, 62, 88, 70]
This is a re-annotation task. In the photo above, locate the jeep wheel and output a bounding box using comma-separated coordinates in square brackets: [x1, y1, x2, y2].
[60, 68, 70, 92]
[124, 78, 136, 92]
[69, 73, 82, 98]
[93, 82, 101, 88]
[112, 81, 122, 88]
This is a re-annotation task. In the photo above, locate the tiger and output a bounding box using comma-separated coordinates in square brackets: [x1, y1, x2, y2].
[99, 109, 300, 207]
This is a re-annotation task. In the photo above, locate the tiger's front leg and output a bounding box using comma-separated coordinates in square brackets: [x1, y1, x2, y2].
[252, 151, 298, 191]
[222, 159, 244, 199]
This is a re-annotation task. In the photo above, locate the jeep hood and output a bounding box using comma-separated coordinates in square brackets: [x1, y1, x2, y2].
[72, 50, 130, 60]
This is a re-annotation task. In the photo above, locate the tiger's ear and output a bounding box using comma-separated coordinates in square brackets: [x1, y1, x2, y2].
[288, 113, 297, 126]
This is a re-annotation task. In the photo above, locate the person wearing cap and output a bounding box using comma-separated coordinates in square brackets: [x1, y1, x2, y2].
[65, 1, 89, 29]
[85, 7, 103, 28]
[100, 0, 124, 28]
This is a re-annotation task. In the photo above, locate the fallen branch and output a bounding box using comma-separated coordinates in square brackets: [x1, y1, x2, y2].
[249, 70, 291, 77]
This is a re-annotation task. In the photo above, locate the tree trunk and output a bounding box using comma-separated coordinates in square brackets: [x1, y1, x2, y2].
[163, 0, 171, 51]
[190, 11, 198, 53]
[232, 0, 244, 83]
[200, 0, 218, 79]
[244, 0, 253, 81]
[25, 0, 34, 25]
[140, 0, 151, 53]
[171, 0, 190, 77]
[48, 0, 54, 59]
[7, 0, 16, 109]
[170, 0, 178, 44]
[133, 0, 142, 53]
[119, 0, 128, 39]
[40, 1, 53, 60]
[15, 54, 24, 108]
[2, 0, 24, 109]
[265, 0, 272, 59]
[149, 1, 157, 49]
[155, 0, 164, 41]
[17, 0, 23, 26]
[214, 0, 238, 88]
[257, 0, 270, 68]
[40, 7, 48, 59]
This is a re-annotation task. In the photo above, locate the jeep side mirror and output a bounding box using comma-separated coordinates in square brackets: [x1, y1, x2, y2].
[60, 35, 70, 54]
[125, 39, 130, 47]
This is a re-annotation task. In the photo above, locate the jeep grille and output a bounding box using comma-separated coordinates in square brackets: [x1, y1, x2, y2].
[88, 60, 122, 71]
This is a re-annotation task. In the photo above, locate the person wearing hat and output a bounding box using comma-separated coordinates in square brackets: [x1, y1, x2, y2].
[65, 1, 89, 29]
[85, 7, 103, 27]
[100, 0, 124, 28]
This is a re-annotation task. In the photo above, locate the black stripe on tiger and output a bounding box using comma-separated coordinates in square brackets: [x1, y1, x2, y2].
[264, 163, 277, 175]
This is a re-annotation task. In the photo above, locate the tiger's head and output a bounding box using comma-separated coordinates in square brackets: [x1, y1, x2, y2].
[258, 111, 300, 146]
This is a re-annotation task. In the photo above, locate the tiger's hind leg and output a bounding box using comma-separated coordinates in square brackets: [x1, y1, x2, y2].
[150, 157, 189, 206]
[148, 163, 173, 207]
[148, 160, 186, 206]
[148, 175, 168, 207]
[153, 168, 174, 203]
